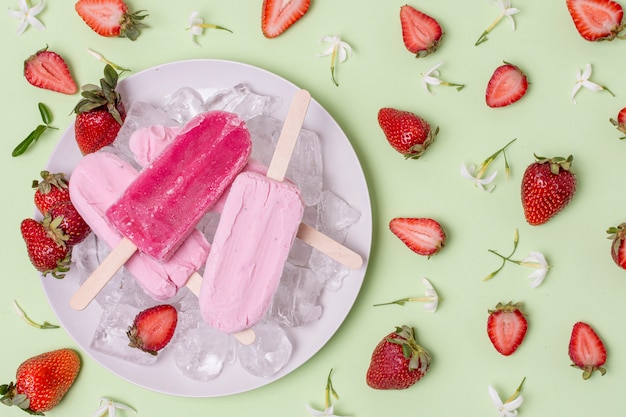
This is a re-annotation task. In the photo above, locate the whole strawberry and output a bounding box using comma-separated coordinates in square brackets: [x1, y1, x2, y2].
[607, 223, 626, 269]
[73, 64, 126, 154]
[75, 0, 148, 40]
[521, 155, 577, 225]
[378, 108, 438, 159]
[47, 201, 91, 246]
[33, 171, 71, 215]
[487, 301, 528, 356]
[366, 325, 430, 390]
[569, 321, 607, 379]
[20, 218, 71, 278]
[609, 107, 626, 139]
[0, 348, 80, 414]
[127, 305, 178, 355]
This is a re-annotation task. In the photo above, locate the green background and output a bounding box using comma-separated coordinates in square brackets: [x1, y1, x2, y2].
[2, 0, 626, 415]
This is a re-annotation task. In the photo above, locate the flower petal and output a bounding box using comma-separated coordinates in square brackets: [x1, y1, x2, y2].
[488, 385, 505, 408]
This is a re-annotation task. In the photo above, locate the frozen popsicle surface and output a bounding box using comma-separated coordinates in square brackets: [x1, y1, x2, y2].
[105, 110, 252, 261]
[200, 171, 305, 333]
[69, 152, 211, 299]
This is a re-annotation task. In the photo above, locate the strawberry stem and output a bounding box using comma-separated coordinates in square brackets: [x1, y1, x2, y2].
[13, 300, 59, 329]
[484, 229, 520, 281]
[475, 13, 503, 45]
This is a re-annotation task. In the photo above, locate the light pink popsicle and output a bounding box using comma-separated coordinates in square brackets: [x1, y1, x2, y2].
[199, 171, 305, 333]
[69, 152, 211, 299]
[106, 110, 252, 261]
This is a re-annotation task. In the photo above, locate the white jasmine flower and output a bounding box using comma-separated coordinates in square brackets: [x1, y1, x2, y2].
[13, 300, 58, 329]
[421, 62, 464, 94]
[421, 278, 439, 313]
[373, 277, 441, 312]
[86, 49, 130, 73]
[460, 163, 498, 192]
[520, 251, 549, 288]
[305, 404, 349, 417]
[476, 0, 520, 45]
[187, 11, 232, 46]
[489, 385, 523, 417]
[91, 397, 136, 417]
[317, 35, 353, 86]
[8, 0, 45, 36]
[571, 64, 614, 104]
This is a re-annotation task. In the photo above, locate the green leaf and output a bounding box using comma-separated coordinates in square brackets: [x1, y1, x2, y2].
[38, 102, 52, 125]
[12, 125, 47, 157]
[103, 64, 119, 87]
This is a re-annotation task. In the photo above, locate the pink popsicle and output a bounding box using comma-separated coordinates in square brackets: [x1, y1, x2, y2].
[69, 152, 211, 299]
[106, 110, 251, 261]
[200, 89, 310, 334]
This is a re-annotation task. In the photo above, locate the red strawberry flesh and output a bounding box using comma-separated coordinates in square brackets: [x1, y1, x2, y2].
[568, 321, 607, 379]
[487, 302, 528, 356]
[262, 0, 310, 38]
[486, 63, 528, 108]
[400, 5, 443, 57]
[24, 48, 77, 95]
[127, 304, 178, 355]
[389, 217, 446, 256]
[566, 0, 625, 41]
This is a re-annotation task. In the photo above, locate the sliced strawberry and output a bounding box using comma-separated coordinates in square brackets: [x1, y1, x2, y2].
[610, 107, 626, 139]
[566, 0, 625, 41]
[24, 47, 77, 95]
[485, 63, 528, 108]
[569, 321, 607, 379]
[75, 0, 147, 40]
[487, 302, 528, 356]
[127, 305, 178, 355]
[389, 217, 446, 257]
[261, 0, 310, 38]
[400, 5, 443, 58]
[607, 223, 626, 269]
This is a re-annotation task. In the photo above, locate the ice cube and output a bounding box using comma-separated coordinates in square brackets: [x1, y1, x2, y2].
[163, 87, 206, 124]
[204, 84, 281, 120]
[173, 326, 234, 381]
[90, 303, 158, 366]
[309, 249, 350, 292]
[318, 190, 361, 232]
[237, 322, 292, 377]
[269, 263, 323, 327]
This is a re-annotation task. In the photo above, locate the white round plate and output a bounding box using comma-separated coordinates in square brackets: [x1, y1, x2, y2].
[40, 59, 372, 397]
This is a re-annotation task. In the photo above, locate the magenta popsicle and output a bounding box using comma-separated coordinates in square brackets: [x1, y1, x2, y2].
[106, 110, 251, 261]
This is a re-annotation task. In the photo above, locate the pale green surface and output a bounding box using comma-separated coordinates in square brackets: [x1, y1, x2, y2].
[2, 0, 626, 415]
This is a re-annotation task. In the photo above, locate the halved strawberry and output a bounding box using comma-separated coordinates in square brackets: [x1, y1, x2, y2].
[127, 305, 178, 355]
[261, 0, 310, 38]
[485, 62, 529, 108]
[24, 47, 77, 95]
[389, 217, 446, 257]
[566, 0, 625, 41]
[75, 0, 148, 41]
[569, 321, 607, 379]
[400, 5, 444, 58]
[487, 301, 528, 356]
[610, 107, 626, 139]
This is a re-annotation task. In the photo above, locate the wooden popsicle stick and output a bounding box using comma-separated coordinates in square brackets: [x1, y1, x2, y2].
[296, 223, 363, 270]
[266, 89, 311, 181]
[70, 237, 137, 310]
[185, 272, 256, 345]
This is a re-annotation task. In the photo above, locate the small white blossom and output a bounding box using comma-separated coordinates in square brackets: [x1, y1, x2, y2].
[186, 11, 232, 46]
[8, 0, 45, 36]
[476, 0, 520, 45]
[421, 278, 439, 313]
[421, 62, 464, 94]
[488, 384, 524, 417]
[305, 404, 350, 417]
[520, 251, 549, 288]
[571, 64, 614, 104]
[460, 163, 498, 192]
[91, 397, 136, 417]
[317, 35, 353, 86]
